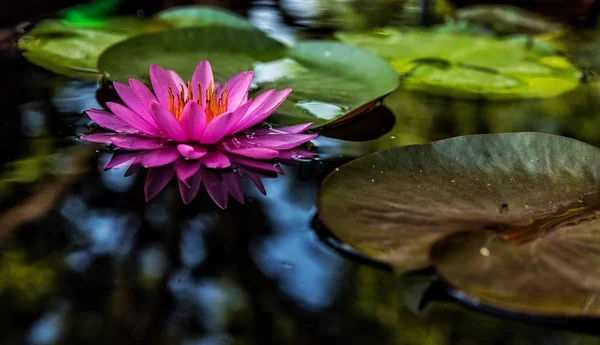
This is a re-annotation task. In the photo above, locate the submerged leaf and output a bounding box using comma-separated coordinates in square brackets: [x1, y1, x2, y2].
[336, 29, 581, 99]
[98, 27, 399, 128]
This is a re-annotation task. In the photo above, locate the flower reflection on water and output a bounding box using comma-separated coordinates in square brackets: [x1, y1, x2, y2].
[80, 60, 317, 208]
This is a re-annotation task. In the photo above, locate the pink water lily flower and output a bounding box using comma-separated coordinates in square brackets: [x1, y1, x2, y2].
[81, 60, 317, 207]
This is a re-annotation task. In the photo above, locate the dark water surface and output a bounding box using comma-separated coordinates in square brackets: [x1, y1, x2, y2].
[2, 1, 600, 344]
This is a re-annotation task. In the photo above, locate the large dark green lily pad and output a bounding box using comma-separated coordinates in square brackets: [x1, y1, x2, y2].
[335, 29, 581, 100]
[317, 133, 600, 277]
[98, 27, 399, 128]
[18, 6, 255, 78]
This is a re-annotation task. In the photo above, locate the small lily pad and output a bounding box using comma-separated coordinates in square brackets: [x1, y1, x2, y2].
[98, 27, 399, 128]
[335, 29, 581, 100]
[317, 133, 600, 276]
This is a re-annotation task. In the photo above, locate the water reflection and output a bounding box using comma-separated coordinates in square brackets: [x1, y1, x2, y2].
[250, 168, 348, 309]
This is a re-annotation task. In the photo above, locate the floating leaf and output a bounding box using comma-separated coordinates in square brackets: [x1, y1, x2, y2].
[18, 6, 256, 78]
[317, 133, 600, 276]
[453, 5, 564, 35]
[98, 27, 399, 127]
[18, 18, 168, 78]
[432, 222, 600, 317]
[156, 5, 255, 30]
[335, 29, 581, 99]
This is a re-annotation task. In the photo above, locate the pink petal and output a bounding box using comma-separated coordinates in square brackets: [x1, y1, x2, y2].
[166, 70, 187, 93]
[222, 147, 280, 159]
[230, 89, 290, 133]
[240, 88, 292, 129]
[200, 101, 253, 144]
[250, 123, 313, 135]
[177, 144, 207, 159]
[140, 147, 179, 167]
[144, 164, 175, 201]
[246, 172, 267, 195]
[278, 148, 318, 160]
[104, 152, 138, 170]
[224, 172, 244, 204]
[203, 169, 228, 209]
[180, 102, 206, 141]
[191, 61, 214, 107]
[86, 109, 139, 134]
[111, 136, 166, 150]
[80, 132, 125, 143]
[246, 133, 318, 150]
[178, 169, 203, 204]
[129, 79, 158, 121]
[150, 102, 188, 142]
[229, 89, 275, 133]
[225, 71, 253, 110]
[113, 82, 155, 124]
[174, 158, 202, 182]
[125, 163, 142, 177]
[229, 155, 281, 174]
[200, 151, 231, 169]
[150, 64, 179, 107]
[199, 111, 236, 144]
[106, 102, 160, 136]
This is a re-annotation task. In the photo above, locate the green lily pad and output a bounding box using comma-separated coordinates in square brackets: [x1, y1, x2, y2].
[335, 29, 581, 100]
[18, 18, 168, 78]
[156, 5, 255, 30]
[453, 5, 564, 36]
[18, 6, 257, 78]
[97, 27, 399, 127]
[317, 133, 600, 276]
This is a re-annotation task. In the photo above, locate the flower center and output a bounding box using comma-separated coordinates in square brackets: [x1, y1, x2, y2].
[167, 81, 229, 123]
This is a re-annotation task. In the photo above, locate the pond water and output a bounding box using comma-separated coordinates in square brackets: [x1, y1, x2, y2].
[2, 1, 600, 344]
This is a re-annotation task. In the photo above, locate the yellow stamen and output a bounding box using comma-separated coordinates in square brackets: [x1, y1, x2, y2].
[204, 82, 229, 122]
[167, 87, 174, 115]
[167, 81, 229, 123]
